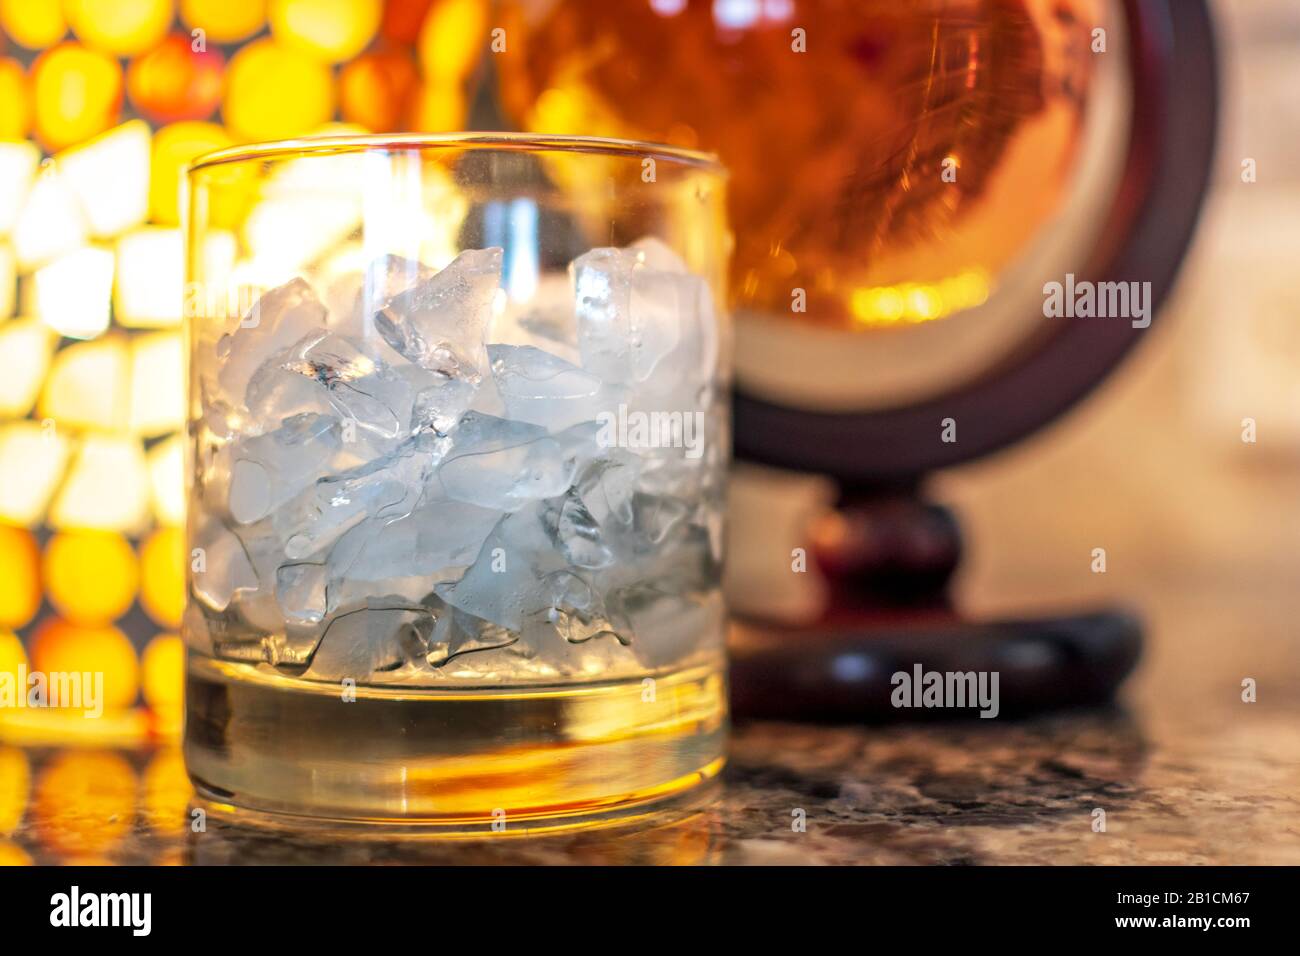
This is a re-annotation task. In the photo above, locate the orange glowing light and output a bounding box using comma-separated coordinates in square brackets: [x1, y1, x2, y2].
[140, 527, 185, 629]
[0, 58, 31, 139]
[223, 37, 336, 142]
[340, 48, 418, 131]
[34, 750, 136, 856]
[0, 0, 67, 50]
[0, 630, 27, 694]
[381, 0, 433, 44]
[30, 619, 140, 712]
[270, 0, 382, 64]
[149, 120, 233, 225]
[180, 0, 266, 44]
[43, 532, 139, 627]
[127, 32, 225, 124]
[417, 0, 489, 83]
[64, 0, 174, 58]
[410, 82, 467, 132]
[31, 42, 123, 152]
[0, 526, 41, 629]
[141, 633, 184, 714]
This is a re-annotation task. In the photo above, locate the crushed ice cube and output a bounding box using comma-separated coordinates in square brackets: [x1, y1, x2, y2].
[218, 278, 328, 405]
[435, 411, 576, 511]
[374, 247, 502, 376]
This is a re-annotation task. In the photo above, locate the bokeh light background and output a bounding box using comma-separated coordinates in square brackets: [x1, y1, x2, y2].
[0, 0, 489, 746]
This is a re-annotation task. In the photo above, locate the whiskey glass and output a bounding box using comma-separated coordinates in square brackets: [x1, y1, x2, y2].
[183, 134, 729, 828]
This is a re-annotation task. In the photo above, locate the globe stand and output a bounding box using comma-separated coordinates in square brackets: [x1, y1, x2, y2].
[728, 490, 1142, 722]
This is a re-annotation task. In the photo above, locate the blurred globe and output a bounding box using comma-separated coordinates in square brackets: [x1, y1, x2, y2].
[499, 0, 1105, 331]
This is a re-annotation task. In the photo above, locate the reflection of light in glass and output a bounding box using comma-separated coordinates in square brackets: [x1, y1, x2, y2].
[180, 0, 267, 44]
[36, 247, 114, 339]
[271, 0, 382, 64]
[57, 120, 150, 238]
[64, 0, 172, 57]
[0, 422, 72, 525]
[49, 433, 151, 532]
[0, 141, 39, 236]
[115, 227, 183, 328]
[129, 332, 184, 436]
[0, 319, 57, 417]
[224, 37, 335, 142]
[147, 434, 185, 526]
[0, 527, 41, 628]
[13, 166, 87, 270]
[40, 336, 130, 429]
[849, 269, 990, 327]
[44, 531, 138, 625]
[31, 42, 122, 151]
[245, 194, 361, 279]
[360, 150, 467, 270]
[0, 0, 67, 49]
[484, 198, 539, 303]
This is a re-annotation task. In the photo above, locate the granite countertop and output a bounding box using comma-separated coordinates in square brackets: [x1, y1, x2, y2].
[4, 568, 1297, 865]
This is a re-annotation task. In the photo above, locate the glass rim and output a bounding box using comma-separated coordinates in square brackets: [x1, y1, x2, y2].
[186, 131, 726, 176]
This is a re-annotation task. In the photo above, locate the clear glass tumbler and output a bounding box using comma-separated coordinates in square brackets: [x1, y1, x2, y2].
[182, 134, 730, 828]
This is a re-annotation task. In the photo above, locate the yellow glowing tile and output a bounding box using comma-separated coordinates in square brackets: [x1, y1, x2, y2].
[0, 526, 41, 628]
[32, 42, 123, 152]
[12, 166, 87, 270]
[0, 0, 66, 49]
[223, 37, 335, 142]
[181, 0, 266, 44]
[57, 120, 151, 239]
[128, 331, 184, 437]
[0, 244, 13, 318]
[149, 120, 233, 225]
[40, 336, 131, 431]
[64, 0, 172, 58]
[0, 422, 72, 526]
[49, 434, 151, 533]
[141, 634, 183, 712]
[140, 529, 185, 630]
[147, 433, 185, 527]
[114, 227, 183, 328]
[31, 623, 140, 715]
[0, 317, 57, 417]
[270, 0, 381, 64]
[0, 57, 30, 140]
[44, 531, 139, 625]
[34, 246, 114, 339]
[418, 0, 488, 82]
[0, 141, 39, 237]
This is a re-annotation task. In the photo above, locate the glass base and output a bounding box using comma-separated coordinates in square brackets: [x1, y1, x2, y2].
[184, 655, 727, 833]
